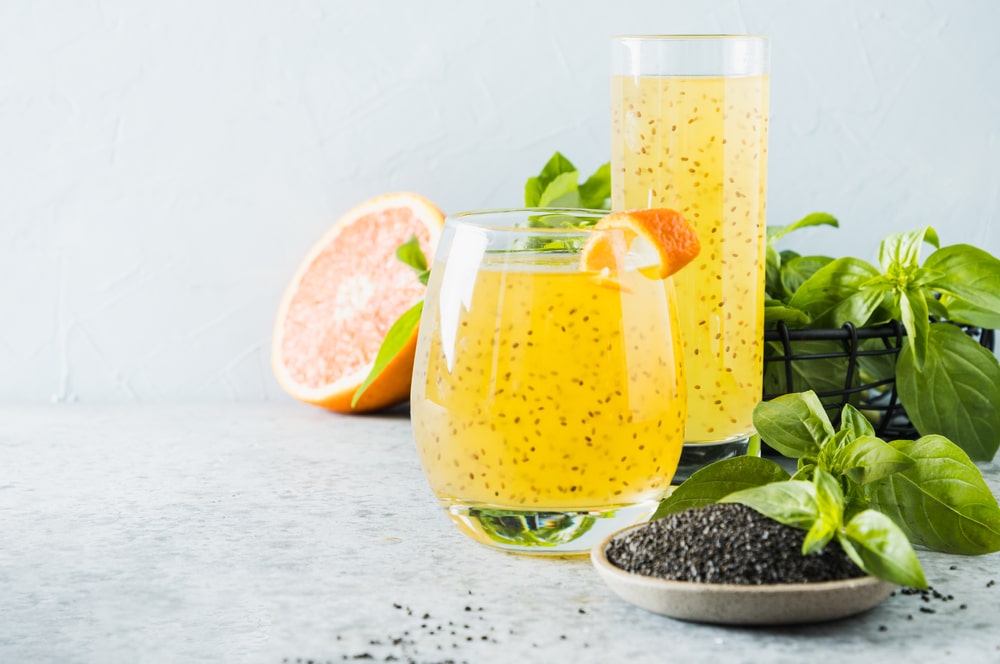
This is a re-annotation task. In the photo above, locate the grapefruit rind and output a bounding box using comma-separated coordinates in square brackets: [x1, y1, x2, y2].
[271, 192, 444, 413]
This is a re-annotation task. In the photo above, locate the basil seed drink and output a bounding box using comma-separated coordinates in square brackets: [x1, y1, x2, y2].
[410, 209, 687, 554]
[612, 36, 770, 473]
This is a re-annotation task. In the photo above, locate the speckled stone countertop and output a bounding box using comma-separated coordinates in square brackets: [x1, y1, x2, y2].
[3, 404, 999, 663]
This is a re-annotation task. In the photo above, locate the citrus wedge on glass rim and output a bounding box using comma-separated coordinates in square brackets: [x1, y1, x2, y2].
[272, 192, 444, 413]
[580, 208, 701, 278]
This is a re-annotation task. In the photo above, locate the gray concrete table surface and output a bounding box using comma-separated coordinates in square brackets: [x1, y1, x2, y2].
[2, 404, 999, 663]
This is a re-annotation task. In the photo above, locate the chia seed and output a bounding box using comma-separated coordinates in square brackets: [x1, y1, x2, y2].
[605, 503, 865, 584]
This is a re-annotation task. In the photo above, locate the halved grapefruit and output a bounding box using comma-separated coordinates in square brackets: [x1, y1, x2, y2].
[272, 192, 444, 413]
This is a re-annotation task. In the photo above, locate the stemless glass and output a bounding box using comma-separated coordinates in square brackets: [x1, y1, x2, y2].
[410, 208, 686, 554]
[611, 36, 770, 480]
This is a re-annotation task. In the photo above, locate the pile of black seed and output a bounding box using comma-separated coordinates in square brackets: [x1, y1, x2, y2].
[606, 503, 866, 584]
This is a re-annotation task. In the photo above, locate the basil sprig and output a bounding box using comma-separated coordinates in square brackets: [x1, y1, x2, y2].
[766, 220, 1000, 461]
[657, 391, 1000, 586]
[524, 152, 610, 210]
[720, 469, 927, 588]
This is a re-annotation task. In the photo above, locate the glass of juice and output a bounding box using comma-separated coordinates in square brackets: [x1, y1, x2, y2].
[410, 208, 686, 554]
[611, 36, 770, 480]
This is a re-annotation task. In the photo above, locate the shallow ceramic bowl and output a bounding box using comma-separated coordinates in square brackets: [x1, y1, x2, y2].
[591, 523, 896, 625]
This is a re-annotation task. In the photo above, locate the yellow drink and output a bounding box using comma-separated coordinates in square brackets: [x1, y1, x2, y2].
[612, 74, 769, 444]
[412, 253, 685, 515]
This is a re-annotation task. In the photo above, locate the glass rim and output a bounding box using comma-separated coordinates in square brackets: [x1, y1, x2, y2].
[612, 34, 769, 42]
[445, 207, 609, 234]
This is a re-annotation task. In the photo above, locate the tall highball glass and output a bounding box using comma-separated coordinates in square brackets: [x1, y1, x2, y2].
[611, 36, 770, 479]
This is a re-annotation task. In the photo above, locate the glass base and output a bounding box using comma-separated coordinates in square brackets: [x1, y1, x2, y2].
[443, 500, 660, 555]
[671, 437, 750, 485]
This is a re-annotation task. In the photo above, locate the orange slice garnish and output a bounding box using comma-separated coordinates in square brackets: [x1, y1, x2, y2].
[580, 208, 701, 279]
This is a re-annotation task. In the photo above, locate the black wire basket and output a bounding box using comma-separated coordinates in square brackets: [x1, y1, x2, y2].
[762, 320, 996, 440]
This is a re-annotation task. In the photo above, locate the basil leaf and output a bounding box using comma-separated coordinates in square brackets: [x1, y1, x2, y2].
[766, 212, 839, 243]
[525, 152, 578, 207]
[877, 226, 939, 272]
[780, 255, 835, 298]
[897, 285, 930, 369]
[791, 463, 816, 481]
[578, 163, 611, 209]
[787, 257, 885, 328]
[816, 428, 852, 473]
[839, 510, 927, 588]
[524, 178, 544, 207]
[352, 301, 424, 407]
[814, 469, 845, 523]
[753, 391, 835, 459]
[939, 296, 1000, 329]
[897, 323, 1000, 461]
[536, 151, 577, 187]
[396, 235, 430, 286]
[864, 435, 1000, 554]
[839, 404, 875, 440]
[538, 171, 581, 208]
[763, 301, 811, 327]
[652, 456, 790, 519]
[833, 435, 913, 485]
[720, 480, 819, 530]
[802, 512, 837, 555]
[765, 244, 783, 299]
[923, 244, 1000, 316]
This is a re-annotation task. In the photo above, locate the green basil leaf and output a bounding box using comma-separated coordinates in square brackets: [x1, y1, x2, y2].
[780, 255, 835, 298]
[839, 510, 927, 588]
[787, 257, 885, 328]
[524, 177, 544, 207]
[525, 152, 578, 207]
[897, 286, 930, 369]
[923, 244, 1000, 316]
[652, 456, 790, 519]
[877, 226, 939, 272]
[897, 323, 1000, 461]
[766, 212, 839, 243]
[814, 469, 845, 522]
[765, 244, 783, 299]
[536, 151, 577, 186]
[763, 301, 811, 327]
[351, 301, 424, 407]
[791, 463, 816, 481]
[396, 235, 430, 286]
[925, 291, 950, 320]
[720, 480, 819, 530]
[816, 429, 852, 473]
[864, 435, 1000, 554]
[537, 171, 581, 208]
[753, 391, 835, 459]
[578, 162, 611, 210]
[839, 404, 876, 440]
[833, 435, 913, 485]
[939, 296, 1000, 329]
[802, 512, 838, 555]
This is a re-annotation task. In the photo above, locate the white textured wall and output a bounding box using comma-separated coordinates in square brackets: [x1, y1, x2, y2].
[3, 0, 998, 402]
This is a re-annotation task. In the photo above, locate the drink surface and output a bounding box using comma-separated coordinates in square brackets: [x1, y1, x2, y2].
[612, 74, 769, 443]
[411, 253, 685, 510]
